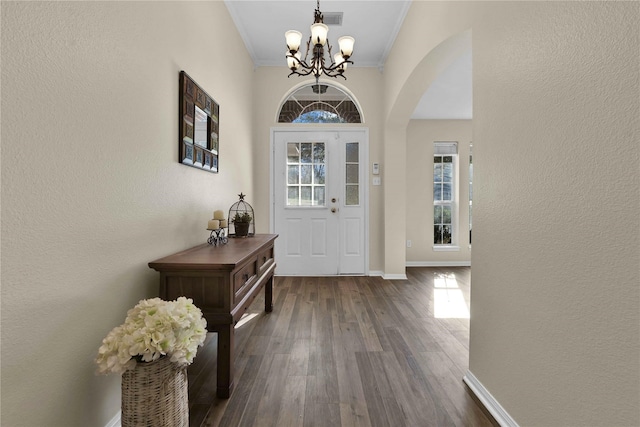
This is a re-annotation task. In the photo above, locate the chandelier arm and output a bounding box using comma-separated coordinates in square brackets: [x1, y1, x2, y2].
[303, 38, 312, 63]
[287, 67, 319, 78]
[321, 69, 347, 79]
[287, 67, 347, 80]
[322, 59, 353, 73]
[323, 59, 354, 71]
[286, 51, 353, 70]
[286, 53, 353, 79]
[287, 65, 342, 79]
[286, 53, 316, 73]
[324, 72, 347, 80]
[326, 41, 334, 65]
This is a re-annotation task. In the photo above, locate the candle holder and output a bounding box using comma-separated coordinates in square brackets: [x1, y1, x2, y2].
[207, 228, 228, 246]
[206, 209, 229, 245]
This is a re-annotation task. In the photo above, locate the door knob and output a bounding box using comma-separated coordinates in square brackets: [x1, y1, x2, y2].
[331, 208, 337, 213]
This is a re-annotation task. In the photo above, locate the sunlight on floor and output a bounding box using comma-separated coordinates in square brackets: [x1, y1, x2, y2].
[433, 273, 470, 319]
[235, 312, 259, 328]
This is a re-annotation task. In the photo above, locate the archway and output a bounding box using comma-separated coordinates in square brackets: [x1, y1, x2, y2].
[383, 29, 472, 277]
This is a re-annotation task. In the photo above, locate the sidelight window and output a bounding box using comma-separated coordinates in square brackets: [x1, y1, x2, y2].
[345, 142, 359, 205]
[434, 142, 457, 246]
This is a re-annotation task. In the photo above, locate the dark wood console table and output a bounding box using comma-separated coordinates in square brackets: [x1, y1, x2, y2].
[148, 234, 277, 398]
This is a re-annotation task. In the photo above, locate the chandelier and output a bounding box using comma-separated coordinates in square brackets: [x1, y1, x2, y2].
[285, 0, 355, 82]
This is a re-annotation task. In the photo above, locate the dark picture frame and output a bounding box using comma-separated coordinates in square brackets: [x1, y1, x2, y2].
[179, 71, 219, 173]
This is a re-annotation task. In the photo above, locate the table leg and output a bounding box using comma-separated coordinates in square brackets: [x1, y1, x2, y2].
[216, 324, 235, 398]
[265, 275, 273, 312]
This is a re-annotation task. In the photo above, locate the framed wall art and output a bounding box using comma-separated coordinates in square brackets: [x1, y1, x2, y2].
[179, 71, 219, 173]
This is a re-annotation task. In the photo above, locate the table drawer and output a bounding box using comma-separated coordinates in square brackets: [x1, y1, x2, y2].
[233, 259, 257, 303]
[256, 245, 274, 275]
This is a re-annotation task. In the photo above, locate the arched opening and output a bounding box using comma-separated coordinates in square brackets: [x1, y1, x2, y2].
[383, 29, 473, 277]
[277, 82, 363, 123]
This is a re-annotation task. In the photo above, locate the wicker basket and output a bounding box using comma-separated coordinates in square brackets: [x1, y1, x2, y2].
[121, 357, 188, 427]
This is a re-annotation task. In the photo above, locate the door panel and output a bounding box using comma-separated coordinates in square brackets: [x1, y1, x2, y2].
[284, 219, 302, 256]
[310, 219, 328, 255]
[344, 218, 361, 255]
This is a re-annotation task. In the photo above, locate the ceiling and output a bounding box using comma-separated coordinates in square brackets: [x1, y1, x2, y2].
[224, 0, 472, 120]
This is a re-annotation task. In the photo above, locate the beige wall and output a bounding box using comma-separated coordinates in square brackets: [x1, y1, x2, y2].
[406, 120, 472, 264]
[3, 1, 638, 426]
[1, 2, 254, 426]
[471, 2, 639, 424]
[388, 1, 639, 425]
[251, 67, 386, 273]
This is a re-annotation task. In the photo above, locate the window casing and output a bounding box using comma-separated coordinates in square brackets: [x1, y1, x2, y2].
[434, 142, 458, 247]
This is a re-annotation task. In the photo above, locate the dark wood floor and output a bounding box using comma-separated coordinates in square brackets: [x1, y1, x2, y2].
[187, 267, 495, 427]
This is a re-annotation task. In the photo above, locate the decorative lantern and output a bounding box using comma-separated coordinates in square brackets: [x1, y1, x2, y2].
[228, 193, 255, 237]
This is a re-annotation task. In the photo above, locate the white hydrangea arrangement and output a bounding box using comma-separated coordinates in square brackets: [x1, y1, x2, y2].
[96, 297, 207, 375]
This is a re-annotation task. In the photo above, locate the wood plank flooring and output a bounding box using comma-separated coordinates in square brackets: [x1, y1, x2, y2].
[187, 267, 495, 427]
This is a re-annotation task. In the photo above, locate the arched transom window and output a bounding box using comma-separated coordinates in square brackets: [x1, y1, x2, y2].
[278, 83, 362, 123]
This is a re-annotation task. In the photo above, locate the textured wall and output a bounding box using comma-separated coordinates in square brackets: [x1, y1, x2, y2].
[1, 2, 254, 426]
[387, 1, 639, 425]
[470, 2, 639, 425]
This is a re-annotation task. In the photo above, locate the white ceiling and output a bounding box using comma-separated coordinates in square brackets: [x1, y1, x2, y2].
[224, 0, 472, 120]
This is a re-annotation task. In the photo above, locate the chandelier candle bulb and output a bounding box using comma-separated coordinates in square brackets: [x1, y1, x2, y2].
[213, 210, 225, 220]
[285, 30, 302, 52]
[338, 36, 354, 58]
[310, 23, 328, 46]
[287, 51, 301, 70]
[208, 219, 220, 230]
[334, 53, 346, 71]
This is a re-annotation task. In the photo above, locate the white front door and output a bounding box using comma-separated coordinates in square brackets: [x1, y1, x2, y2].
[272, 129, 367, 276]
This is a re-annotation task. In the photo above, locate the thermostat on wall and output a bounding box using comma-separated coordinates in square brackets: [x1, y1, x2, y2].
[372, 162, 380, 175]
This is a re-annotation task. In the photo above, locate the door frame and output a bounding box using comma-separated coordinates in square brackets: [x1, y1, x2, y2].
[270, 127, 370, 276]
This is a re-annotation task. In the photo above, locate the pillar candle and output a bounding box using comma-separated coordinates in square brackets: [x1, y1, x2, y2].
[220, 219, 228, 228]
[213, 210, 225, 220]
[208, 219, 220, 230]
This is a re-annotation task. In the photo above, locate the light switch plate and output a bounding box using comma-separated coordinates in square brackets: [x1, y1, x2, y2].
[373, 177, 381, 186]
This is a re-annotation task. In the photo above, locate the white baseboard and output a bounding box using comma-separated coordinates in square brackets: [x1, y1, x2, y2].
[406, 261, 471, 267]
[463, 371, 519, 427]
[105, 411, 121, 427]
[368, 270, 384, 277]
[382, 273, 408, 280]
